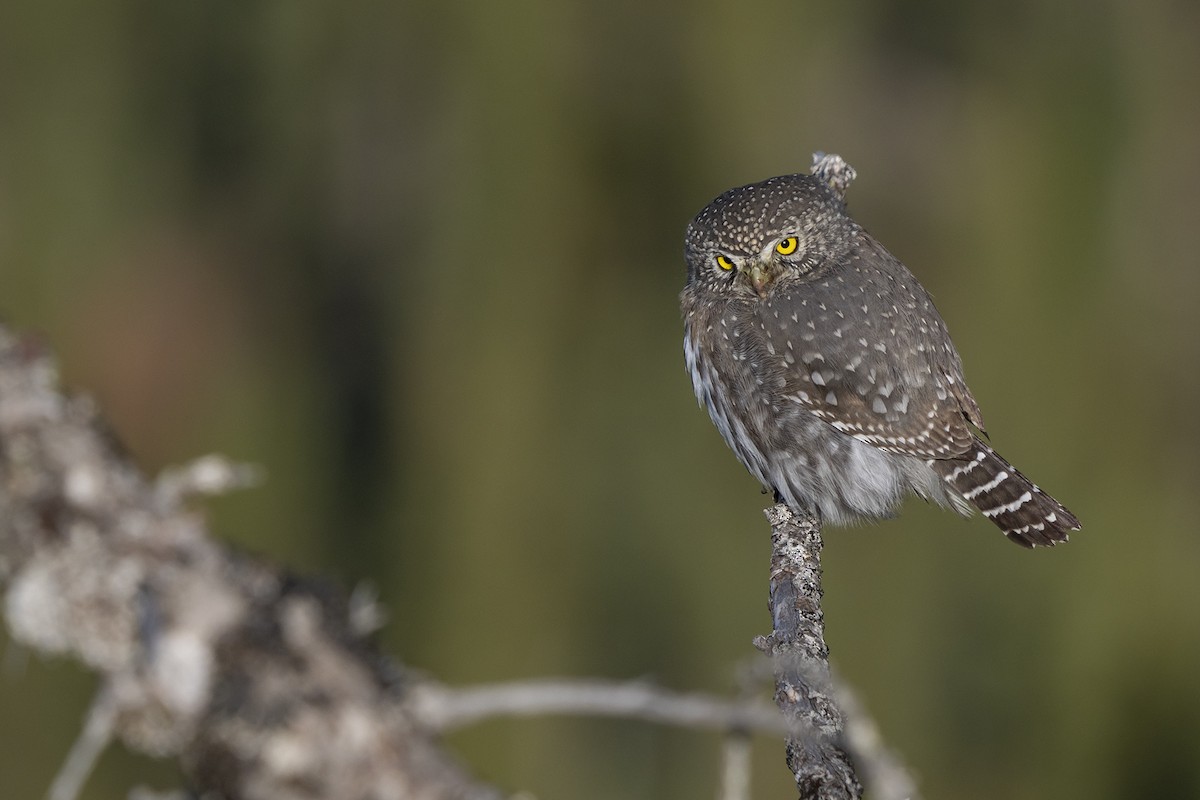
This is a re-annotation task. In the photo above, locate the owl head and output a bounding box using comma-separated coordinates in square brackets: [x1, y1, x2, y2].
[683, 173, 856, 298]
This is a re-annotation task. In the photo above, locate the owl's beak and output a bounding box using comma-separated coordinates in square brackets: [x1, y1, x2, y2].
[745, 261, 774, 298]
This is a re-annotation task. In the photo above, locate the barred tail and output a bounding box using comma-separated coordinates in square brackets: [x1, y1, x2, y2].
[930, 441, 1081, 548]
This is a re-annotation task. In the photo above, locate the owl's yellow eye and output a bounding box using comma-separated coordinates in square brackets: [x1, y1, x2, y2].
[775, 237, 799, 256]
[715, 255, 735, 271]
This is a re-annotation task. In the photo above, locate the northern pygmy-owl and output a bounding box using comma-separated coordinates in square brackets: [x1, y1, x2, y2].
[681, 171, 1079, 546]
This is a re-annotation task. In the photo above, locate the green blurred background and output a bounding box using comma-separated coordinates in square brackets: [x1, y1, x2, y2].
[2, 0, 1198, 797]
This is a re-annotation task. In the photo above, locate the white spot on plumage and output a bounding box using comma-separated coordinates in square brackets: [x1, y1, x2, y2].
[811, 370, 826, 386]
[871, 396, 887, 414]
[982, 491, 1033, 517]
[965, 471, 1009, 499]
[947, 450, 987, 480]
[825, 391, 838, 406]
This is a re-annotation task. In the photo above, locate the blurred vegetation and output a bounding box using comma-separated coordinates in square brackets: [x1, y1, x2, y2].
[2, 0, 1198, 798]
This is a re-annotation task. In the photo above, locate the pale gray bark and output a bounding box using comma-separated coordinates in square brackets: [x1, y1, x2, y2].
[0, 326, 501, 800]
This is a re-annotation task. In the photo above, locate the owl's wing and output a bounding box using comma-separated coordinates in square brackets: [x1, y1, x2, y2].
[749, 247, 983, 461]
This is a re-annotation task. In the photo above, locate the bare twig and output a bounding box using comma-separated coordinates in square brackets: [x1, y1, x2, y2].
[46, 683, 119, 800]
[153, 454, 262, 508]
[409, 678, 792, 736]
[126, 790, 191, 800]
[718, 732, 752, 800]
[838, 683, 920, 800]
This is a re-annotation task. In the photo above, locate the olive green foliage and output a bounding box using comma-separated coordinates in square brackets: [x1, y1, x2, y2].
[1, 1, 1198, 798]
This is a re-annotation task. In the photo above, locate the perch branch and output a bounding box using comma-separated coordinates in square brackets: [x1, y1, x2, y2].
[756, 504, 920, 800]
[756, 504, 863, 799]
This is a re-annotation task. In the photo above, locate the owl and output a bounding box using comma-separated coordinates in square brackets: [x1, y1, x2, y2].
[681, 172, 1079, 547]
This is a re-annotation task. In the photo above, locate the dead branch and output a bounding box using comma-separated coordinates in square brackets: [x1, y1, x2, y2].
[0, 327, 501, 800]
[0, 322, 915, 800]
